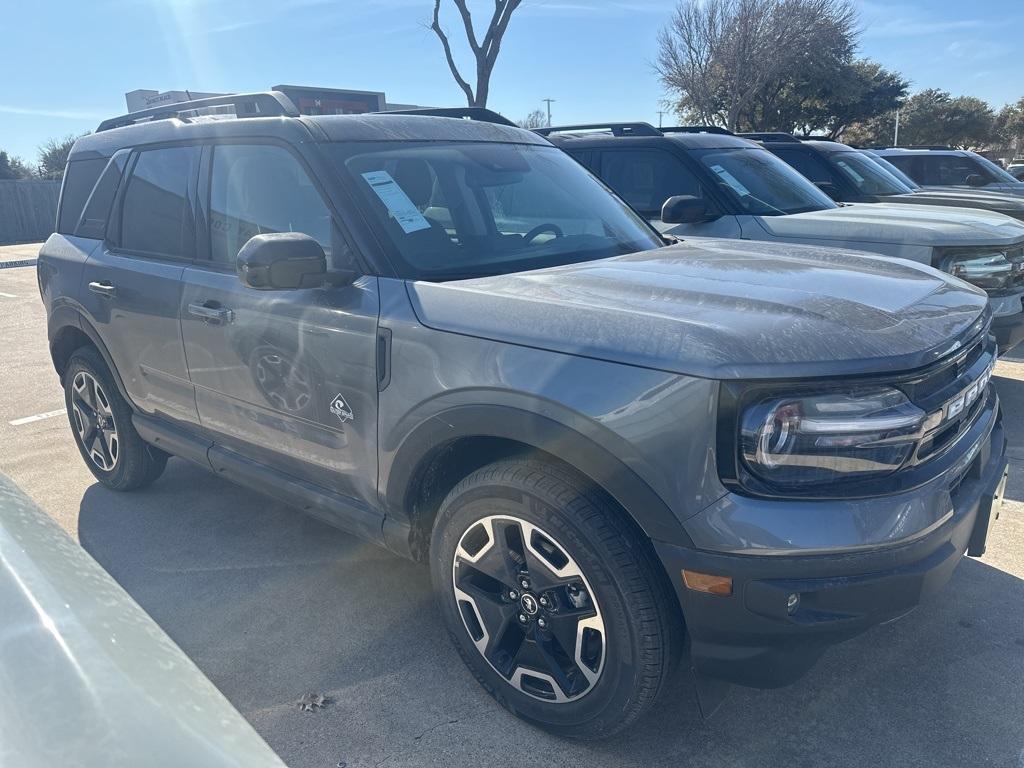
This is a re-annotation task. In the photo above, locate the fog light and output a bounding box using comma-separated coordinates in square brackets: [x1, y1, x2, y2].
[682, 570, 733, 596]
[787, 593, 800, 614]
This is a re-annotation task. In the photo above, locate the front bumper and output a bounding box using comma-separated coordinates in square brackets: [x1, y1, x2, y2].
[991, 309, 1024, 353]
[654, 409, 1008, 689]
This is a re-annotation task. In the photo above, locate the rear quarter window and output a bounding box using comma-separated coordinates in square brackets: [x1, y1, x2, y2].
[75, 153, 128, 240]
[57, 158, 108, 235]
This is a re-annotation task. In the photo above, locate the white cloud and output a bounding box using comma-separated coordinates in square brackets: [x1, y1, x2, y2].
[0, 105, 104, 120]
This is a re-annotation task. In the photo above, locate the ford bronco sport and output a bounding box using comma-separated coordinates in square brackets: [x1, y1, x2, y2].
[39, 93, 1009, 738]
[875, 147, 1024, 197]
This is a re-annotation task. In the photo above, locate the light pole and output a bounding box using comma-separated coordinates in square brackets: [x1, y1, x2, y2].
[542, 98, 555, 127]
[893, 108, 900, 147]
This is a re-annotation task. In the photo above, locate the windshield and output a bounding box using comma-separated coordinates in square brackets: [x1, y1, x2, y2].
[332, 142, 663, 280]
[829, 151, 915, 196]
[691, 147, 836, 216]
[861, 151, 921, 190]
[972, 153, 1023, 184]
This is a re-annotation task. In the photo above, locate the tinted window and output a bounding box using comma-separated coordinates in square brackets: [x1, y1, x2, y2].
[75, 153, 128, 239]
[209, 145, 332, 265]
[335, 141, 662, 280]
[770, 148, 833, 184]
[600, 149, 706, 215]
[883, 155, 917, 180]
[57, 158, 107, 235]
[121, 147, 199, 258]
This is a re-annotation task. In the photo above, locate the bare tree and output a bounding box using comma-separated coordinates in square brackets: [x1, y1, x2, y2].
[430, 0, 524, 107]
[516, 109, 547, 129]
[657, 0, 858, 130]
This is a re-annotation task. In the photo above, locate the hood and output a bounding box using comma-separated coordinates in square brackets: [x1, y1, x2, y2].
[757, 202, 1024, 247]
[883, 191, 1024, 222]
[921, 183, 1024, 199]
[407, 238, 988, 380]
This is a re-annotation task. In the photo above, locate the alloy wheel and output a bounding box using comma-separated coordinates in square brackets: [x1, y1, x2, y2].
[70, 371, 119, 471]
[452, 515, 606, 703]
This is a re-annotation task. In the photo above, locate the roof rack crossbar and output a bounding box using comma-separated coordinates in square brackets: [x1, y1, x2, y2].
[660, 125, 734, 135]
[380, 107, 516, 127]
[535, 122, 662, 137]
[735, 132, 801, 143]
[96, 91, 299, 133]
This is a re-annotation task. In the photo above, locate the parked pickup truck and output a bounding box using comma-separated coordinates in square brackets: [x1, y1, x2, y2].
[542, 123, 1024, 353]
[39, 95, 1009, 738]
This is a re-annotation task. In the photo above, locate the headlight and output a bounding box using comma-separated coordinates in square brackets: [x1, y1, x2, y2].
[940, 250, 1022, 293]
[740, 387, 925, 489]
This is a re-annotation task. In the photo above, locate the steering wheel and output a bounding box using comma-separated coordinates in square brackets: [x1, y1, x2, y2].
[523, 223, 564, 244]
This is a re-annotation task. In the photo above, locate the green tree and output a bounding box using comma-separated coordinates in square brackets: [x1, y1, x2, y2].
[0, 151, 34, 180]
[37, 134, 83, 181]
[897, 90, 995, 149]
[750, 58, 907, 138]
[995, 97, 1024, 151]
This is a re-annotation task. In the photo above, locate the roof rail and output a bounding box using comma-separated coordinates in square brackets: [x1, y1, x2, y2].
[380, 107, 516, 127]
[97, 91, 299, 132]
[736, 132, 801, 143]
[535, 122, 662, 137]
[877, 146, 953, 151]
[660, 125, 734, 135]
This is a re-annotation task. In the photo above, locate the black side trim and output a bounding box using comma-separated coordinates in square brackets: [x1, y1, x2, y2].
[133, 413, 213, 468]
[208, 445, 385, 545]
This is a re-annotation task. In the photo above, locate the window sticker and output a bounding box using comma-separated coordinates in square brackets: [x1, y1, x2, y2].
[709, 164, 751, 196]
[835, 160, 864, 184]
[361, 170, 432, 234]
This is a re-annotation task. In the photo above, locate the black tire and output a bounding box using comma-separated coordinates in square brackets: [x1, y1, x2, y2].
[430, 457, 681, 739]
[64, 346, 168, 491]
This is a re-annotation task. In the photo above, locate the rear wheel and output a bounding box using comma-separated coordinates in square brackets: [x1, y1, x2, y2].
[64, 347, 168, 490]
[430, 457, 679, 739]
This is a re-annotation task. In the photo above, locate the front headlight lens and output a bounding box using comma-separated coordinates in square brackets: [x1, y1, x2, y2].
[740, 387, 925, 488]
[941, 251, 1018, 292]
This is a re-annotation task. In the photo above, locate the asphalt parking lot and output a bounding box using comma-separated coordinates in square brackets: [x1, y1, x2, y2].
[2, 245, 1024, 768]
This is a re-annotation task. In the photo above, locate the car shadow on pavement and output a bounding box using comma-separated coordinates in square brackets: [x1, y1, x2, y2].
[79, 459, 1024, 768]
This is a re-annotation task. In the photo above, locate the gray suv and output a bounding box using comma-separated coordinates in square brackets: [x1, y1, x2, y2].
[39, 93, 1009, 738]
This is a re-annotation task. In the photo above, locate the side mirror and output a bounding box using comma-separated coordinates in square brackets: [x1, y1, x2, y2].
[661, 195, 716, 224]
[965, 174, 987, 187]
[237, 233, 329, 290]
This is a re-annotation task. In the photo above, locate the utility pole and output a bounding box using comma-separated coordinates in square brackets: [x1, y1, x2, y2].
[893, 108, 900, 147]
[657, 110, 665, 128]
[542, 98, 555, 127]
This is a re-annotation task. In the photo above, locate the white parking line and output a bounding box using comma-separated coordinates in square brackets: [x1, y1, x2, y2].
[9, 409, 66, 426]
[0, 292, 17, 298]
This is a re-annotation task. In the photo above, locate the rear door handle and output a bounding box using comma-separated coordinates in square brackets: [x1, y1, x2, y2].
[88, 281, 117, 298]
[188, 302, 234, 325]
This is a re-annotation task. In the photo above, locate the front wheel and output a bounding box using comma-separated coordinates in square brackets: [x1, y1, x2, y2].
[430, 457, 680, 739]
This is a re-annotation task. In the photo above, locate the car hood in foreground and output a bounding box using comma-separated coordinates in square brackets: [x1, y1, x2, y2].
[883, 191, 1024, 222]
[407, 238, 988, 380]
[756, 202, 1024, 247]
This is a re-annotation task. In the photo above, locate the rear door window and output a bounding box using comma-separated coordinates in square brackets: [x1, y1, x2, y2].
[120, 146, 199, 259]
[919, 155, 990, 185]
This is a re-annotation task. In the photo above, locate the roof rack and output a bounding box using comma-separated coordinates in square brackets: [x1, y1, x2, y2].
[380, 107, 516, 127]
[876, 146, 954, 151]
[735, 132, 801, 143]
[660, 126, 734, 135]
[97, 91, 299, 133]
[535, 122, 662, 137]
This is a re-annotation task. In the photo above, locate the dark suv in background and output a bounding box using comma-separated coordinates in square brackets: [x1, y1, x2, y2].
[39, 93, 1009, 738]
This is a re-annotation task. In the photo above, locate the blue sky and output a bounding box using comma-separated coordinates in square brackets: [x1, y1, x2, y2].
[2, 0, 1022, 163]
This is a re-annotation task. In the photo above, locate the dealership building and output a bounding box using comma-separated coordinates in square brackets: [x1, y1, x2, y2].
[125, 84, 423, 115]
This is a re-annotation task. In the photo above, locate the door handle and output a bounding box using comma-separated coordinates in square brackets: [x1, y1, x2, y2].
[188, 302, 234, 324]
[88, 281, 117, 298]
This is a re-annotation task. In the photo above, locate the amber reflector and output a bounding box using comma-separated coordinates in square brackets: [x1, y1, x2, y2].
[682, 570, 733, 596]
